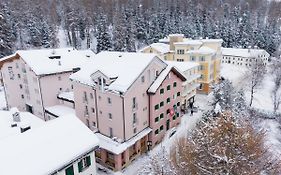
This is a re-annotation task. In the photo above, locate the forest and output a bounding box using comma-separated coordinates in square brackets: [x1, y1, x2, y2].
[0, 0, 281, 57]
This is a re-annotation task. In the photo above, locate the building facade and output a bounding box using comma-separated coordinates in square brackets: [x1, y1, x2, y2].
[70, 52, 186, 171]
[221, 48, 270, 67]
[0, 48, 94, 121]
[141, 34, 223, 94]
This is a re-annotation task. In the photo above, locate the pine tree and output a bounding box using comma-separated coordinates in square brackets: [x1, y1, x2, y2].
[96, 13, 112, 53]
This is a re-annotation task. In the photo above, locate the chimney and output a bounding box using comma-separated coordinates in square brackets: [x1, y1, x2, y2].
[11, 107, 21, 122]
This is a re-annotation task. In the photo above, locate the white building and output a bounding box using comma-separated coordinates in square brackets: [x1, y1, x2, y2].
[0, 112, 99, 175]
[221, 48, 270, 67]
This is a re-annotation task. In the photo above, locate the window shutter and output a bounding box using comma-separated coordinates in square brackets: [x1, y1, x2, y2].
[86, 156, 91, 166]
[65, 165, 74, 175]
[78, 160, 83, 172]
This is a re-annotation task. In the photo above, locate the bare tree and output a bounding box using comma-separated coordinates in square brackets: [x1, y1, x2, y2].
[140, 112, 281, 175]
[244, 60, 267, 107]
[270, 58, 281, 113]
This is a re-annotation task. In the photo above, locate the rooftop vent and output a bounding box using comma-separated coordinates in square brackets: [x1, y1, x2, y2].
[20, 125, 31, 133]
[11, 107, 20, 122]
[58, 60, 61, 66]
[49, 56, 61, 59]
[86, 55, 91, 58]
[11, 123, 17, 128]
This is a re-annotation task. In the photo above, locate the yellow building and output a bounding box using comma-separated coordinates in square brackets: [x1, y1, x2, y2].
[142, 34, 223, 94]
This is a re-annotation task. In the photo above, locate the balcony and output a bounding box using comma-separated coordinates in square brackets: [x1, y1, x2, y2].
[182, 83, 200, 97]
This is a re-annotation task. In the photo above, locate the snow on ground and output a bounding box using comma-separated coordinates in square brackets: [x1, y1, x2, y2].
[0, 86, 7, 110]
[221, 64, 280, 112]
[97, 94, 211, 175]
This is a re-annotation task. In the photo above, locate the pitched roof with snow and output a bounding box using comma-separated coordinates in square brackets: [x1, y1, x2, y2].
[0, 114, 99, 175]
[222, 48, 269, 58]
[0, 48, 95, 75]
[148, 65, 186, 94]
[165, 61, 199, 73]
[70, 51, 164, 93]
[174, 40, 203, 45]
[0, 110, 44, 140]
[140, 43, 170, 54]
[187, 46, 216, 55]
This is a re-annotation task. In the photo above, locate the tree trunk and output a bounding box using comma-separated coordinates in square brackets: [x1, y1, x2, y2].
[249, 86, 254, 107]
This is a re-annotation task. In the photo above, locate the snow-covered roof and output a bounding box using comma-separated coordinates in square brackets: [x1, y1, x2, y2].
[140, 43, 170, 54]
[0, 114, 99, 175]
[1, 48, 95, 75]
[148, 65, 186, 93]
[169, 34, 184, 37]
[174, 40, 203, 45]
[222, 48, 269, 58]
[96, 127, 151, 155]
[70, 51, 163, 93]
[57, 91, 74, 102]
[187, 46, 216, 55]
[165, 61, 199, 72]
[0, 110, 44, 140]
[45, 105, 75, 117]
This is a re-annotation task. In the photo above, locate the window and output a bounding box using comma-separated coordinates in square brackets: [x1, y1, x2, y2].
[155, 70, 159, 76]
[58, 76, 61, 81]
[167, 97, 170, 104]
[109, 127, 113, 137]
[155, 104, 159, 110]
[160, 88, 164, 94]
[160, 125, 164, 131]
[166, 109, 170, 114]
[134, 128, 137, 134]
[141, 76, 145, 83]
[177, 49, 184, 54]
[132, 97, 137, 109]
[92, 108, 95, 113]
[177, 92, 181, 97]
[160, 101, 164, 107]
[155, 129, 159, 135]
[21, 94, 24, 99]
[86, 119, 90, 128]
[78, 156, 91, 172]
[90, 93, 93, 99]
[83, 91, 88, 102]
[167, 85, 171, 91]
[107, 97, 111, 104]
[177, 102, 180, 106]
[8, 67, 14, 80]
[85, 106, 89, 116]
[108, 113, 112, 120]
[19, 84, 23, 89]
[199, 65, 204, 70]
[160, 113, 164, 119]
[177, 59, 184, 62]
[133, 113, 137, 124]
[65, 165, 74, 175]
[173, 115, 176, 120]
[191, 56, 196, 61]
[173, 82, 177, 87]
[17, 74, 21, 79]
[199, 56, 205, 61]
[155, 117, 159, 123]
[92, 122, 96, 127]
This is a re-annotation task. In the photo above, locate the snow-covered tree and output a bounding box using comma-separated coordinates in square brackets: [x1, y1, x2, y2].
[96, 13, 112, 53]
[270, 58, 281, 113]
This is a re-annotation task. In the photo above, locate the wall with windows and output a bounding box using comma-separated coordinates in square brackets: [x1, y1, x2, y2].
[123, 58, 166, 140]
[57, 152, 97, 175]
[148, 70, 183, 146]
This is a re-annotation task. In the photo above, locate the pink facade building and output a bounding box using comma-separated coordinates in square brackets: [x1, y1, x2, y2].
[0, 48, 94, 121]
[70, 51, 186, 171]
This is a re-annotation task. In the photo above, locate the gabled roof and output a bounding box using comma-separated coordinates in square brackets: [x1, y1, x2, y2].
[165, 61, 199, 72]
[140, 43, 170, 54]
[0, 114, 99, 175]
[0, 48, 95, 76]
[187, 46, 216, 55]
[148, 65, 186, 94]
[70, 51, 166, 93]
